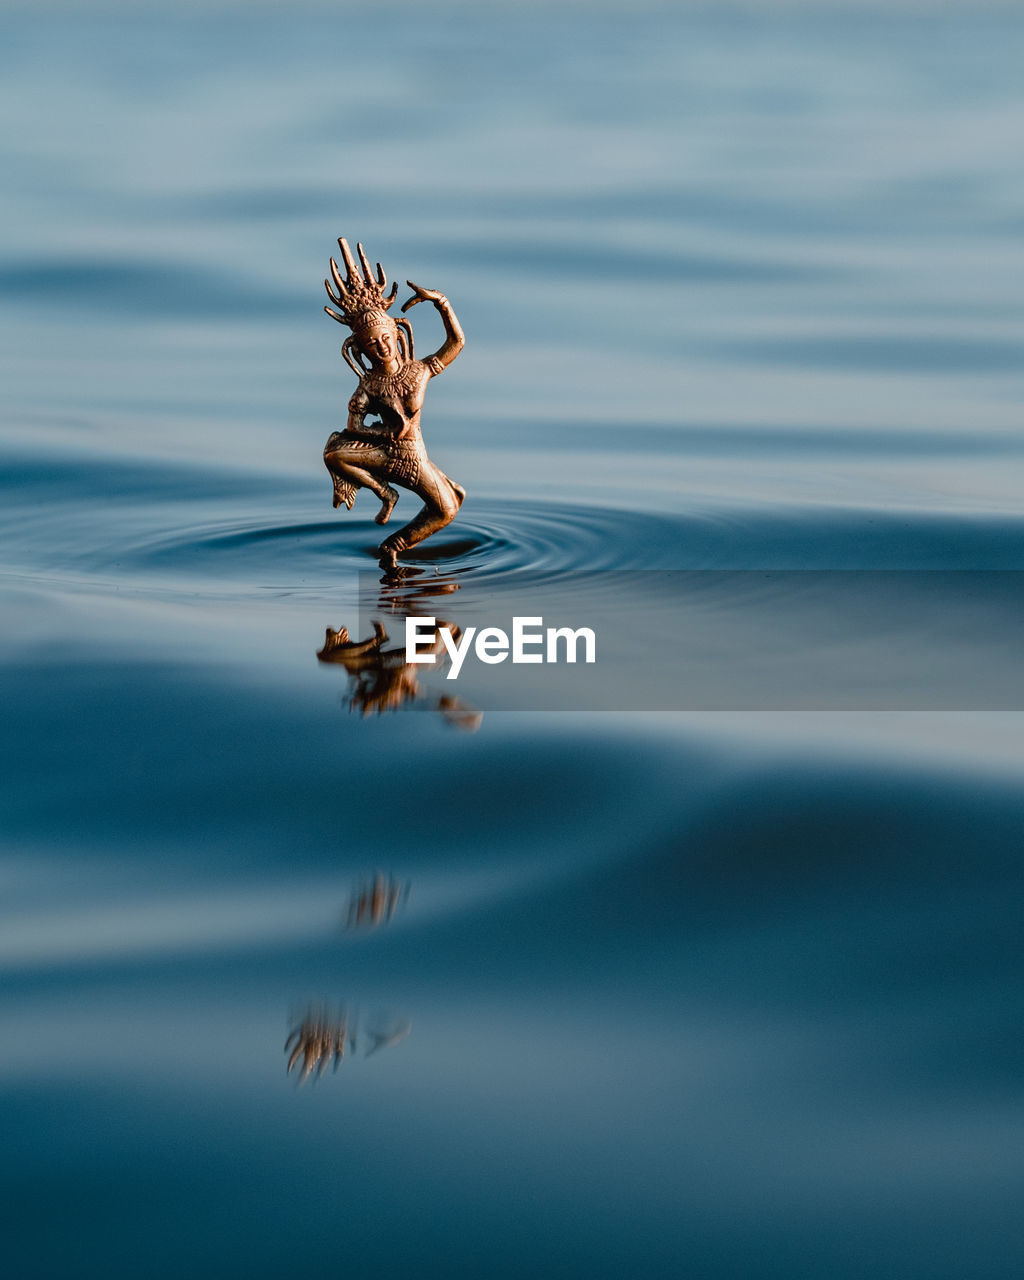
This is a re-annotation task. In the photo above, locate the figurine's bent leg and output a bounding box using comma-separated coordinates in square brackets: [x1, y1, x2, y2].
[324, 437, 398, 524]
[441, 471, 467, 506]
[378, 461, 463, 565]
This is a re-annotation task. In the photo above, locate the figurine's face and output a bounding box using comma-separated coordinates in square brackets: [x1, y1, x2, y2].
[362, 321, 398, 365]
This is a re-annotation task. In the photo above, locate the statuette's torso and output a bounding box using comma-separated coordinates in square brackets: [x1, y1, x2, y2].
[350, 359, 431, 440]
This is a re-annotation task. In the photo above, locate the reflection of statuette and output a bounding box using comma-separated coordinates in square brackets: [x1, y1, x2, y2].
[322, 237, 466, 572]
[316, 620, 481, 728]
[346, 872, 408, 930]
[285, 1006, 411, 1083]
[285, 1007, 351, 1082]
[364, 1018, 411, 1058]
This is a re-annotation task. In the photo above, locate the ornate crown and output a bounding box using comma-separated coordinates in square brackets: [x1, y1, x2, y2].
[324, 238, 398, 332]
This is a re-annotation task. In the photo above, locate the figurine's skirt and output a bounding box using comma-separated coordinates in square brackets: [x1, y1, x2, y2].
[325, 430, 423, 489]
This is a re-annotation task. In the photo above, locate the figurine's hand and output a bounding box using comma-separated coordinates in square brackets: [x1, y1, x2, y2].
[402, 281, 447, 312]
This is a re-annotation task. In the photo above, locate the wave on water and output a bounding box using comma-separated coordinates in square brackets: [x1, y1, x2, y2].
[11, 495, 1024, 596]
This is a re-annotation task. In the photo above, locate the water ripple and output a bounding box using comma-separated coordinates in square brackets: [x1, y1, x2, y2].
[9, 496, 1020, 602]
[123, 499, 686, 587]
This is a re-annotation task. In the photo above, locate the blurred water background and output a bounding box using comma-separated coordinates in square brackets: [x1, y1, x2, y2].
[2, 2, 1024, 1275]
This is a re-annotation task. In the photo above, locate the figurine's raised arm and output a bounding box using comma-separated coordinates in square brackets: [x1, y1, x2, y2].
[402, 282, 464, 374]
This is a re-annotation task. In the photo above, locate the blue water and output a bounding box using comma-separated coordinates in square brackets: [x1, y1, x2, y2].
[3, 3, 1024, 1275]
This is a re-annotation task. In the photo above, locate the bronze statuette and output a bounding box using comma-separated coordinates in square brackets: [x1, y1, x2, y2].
[322, 237, 466, 570]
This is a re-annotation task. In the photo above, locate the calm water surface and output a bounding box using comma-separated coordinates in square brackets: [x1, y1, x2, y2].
[3, 3, 1024, 1275]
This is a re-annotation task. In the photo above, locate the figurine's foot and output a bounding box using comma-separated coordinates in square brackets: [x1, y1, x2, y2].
[378, 528, 407, 562]
[378, 545, 399, 572]
[375, 486, 399, 526]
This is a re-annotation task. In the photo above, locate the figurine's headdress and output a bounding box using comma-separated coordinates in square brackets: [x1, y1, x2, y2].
[324, 237, 414, 375]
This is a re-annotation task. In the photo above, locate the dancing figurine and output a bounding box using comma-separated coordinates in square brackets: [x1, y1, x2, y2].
[322, 237, 466, 570]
